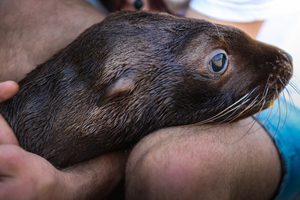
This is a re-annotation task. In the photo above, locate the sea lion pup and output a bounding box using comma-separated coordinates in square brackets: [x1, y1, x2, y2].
[0, 11, 293, 169]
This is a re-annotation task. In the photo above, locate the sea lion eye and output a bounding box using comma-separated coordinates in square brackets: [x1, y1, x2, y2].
[208, 50, 228, 74]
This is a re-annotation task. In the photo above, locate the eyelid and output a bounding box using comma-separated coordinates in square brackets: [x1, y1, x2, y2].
[207, 50, 228, 74]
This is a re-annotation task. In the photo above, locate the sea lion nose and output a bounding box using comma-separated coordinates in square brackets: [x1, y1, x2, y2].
[280, 49, 293, 64]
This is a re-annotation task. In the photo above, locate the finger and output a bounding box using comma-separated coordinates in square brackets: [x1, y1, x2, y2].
[0, 81, 19, 145]
[0, 145, 51, 178]
[0, 145, 24, 176]
[0, 81, 19, 103]
[0, 115, 18, 145]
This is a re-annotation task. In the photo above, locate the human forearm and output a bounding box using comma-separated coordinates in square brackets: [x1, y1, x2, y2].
[60, 151, 127, 200]
[0, 146, 127, 200]
[0, 0, 106, 82]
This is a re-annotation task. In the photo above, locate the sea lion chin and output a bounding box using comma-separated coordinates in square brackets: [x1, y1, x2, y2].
[0, 10, 293, 169]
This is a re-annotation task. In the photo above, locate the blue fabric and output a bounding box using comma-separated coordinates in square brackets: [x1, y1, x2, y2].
[255, 98, 300, 200]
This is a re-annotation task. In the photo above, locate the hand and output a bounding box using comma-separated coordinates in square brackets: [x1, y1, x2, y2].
[0, 144, 64, 200]
[0, 81, 60, 200]
[0, 81, 19, 145]
[0, 81, 127, 200]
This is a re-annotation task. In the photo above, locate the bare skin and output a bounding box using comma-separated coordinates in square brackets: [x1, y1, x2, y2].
[0, 0, 106, 82]
[126, 119, 281, 200]
[0, 0, 282, 199]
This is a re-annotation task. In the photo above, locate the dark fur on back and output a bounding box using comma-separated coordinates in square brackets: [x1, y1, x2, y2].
[0, 11, 292, 168]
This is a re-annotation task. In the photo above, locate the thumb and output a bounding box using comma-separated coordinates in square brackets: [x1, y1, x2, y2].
[0, 81, 19, 103]
[0, 115, 19, 145]
[0, 81, 19, 145]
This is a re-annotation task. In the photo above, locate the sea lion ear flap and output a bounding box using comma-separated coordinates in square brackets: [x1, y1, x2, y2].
[97, 77, 136, 106]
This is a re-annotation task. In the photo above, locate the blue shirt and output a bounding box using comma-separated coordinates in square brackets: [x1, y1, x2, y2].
[255, 98, 300, 200]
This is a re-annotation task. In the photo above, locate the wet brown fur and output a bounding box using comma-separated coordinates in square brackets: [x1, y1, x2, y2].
[0, 11, 293, 169]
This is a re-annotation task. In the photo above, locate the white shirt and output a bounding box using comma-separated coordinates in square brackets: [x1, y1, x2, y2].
[190, 0, 299, 22]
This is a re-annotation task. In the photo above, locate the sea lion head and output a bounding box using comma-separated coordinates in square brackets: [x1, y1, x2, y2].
[68, 11, 292, 127]
[171, 18, 294, 123]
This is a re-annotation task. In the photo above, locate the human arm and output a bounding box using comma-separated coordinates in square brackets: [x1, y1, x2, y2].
[0, 0, 106, 82]
[0, 1, 126, 197]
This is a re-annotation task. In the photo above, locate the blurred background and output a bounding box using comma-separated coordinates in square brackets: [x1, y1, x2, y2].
[258, 11, 300, 107]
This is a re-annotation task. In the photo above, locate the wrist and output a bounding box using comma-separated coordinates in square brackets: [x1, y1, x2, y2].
[54, 151, 128, 200]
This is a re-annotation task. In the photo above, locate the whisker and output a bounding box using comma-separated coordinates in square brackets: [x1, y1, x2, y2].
[252, 84, 274, 130]
[216, 94, 257, 122]
[278, 77, 287, 87]
[254, 94, 277, 138]
[230, 116, 258, 145]
[187, 94, 251, 126]
[211, 22, 224, 42]
[218, 88, 258, 120]
[230, 91, 269, 144]
[290, 72, 300, 80]
[282, 86, 298, 114]
[279, 90, 289, 130]
[261, 76, 271, 98]
[256, 83, 270, 111]
[279, 76, 300, 118]
[195, 87, 258, 125]
[278, 77, 294, 103]
[274, 92, 282, 136]
[259, 99, 275, 125]
[286, 70, 294, 75]
[225, 95, 260, 123]
[200, 97, 249, 124]
[288, 80, 300, 95]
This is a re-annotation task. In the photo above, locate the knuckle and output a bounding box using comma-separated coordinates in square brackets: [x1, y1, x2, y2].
[0, 145, 24, 166]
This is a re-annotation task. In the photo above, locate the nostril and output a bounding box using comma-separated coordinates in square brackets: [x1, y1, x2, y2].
[287, 53, 293, 63]
[279, 49, 293, 64]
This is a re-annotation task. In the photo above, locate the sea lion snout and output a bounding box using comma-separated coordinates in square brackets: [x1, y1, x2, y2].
[259, 46, 293, 94]
[281, 50, 293, 63]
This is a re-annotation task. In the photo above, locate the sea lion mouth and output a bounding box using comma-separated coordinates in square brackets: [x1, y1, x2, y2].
[192, 82, 285, 124]
[200, 98, 275, 123]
